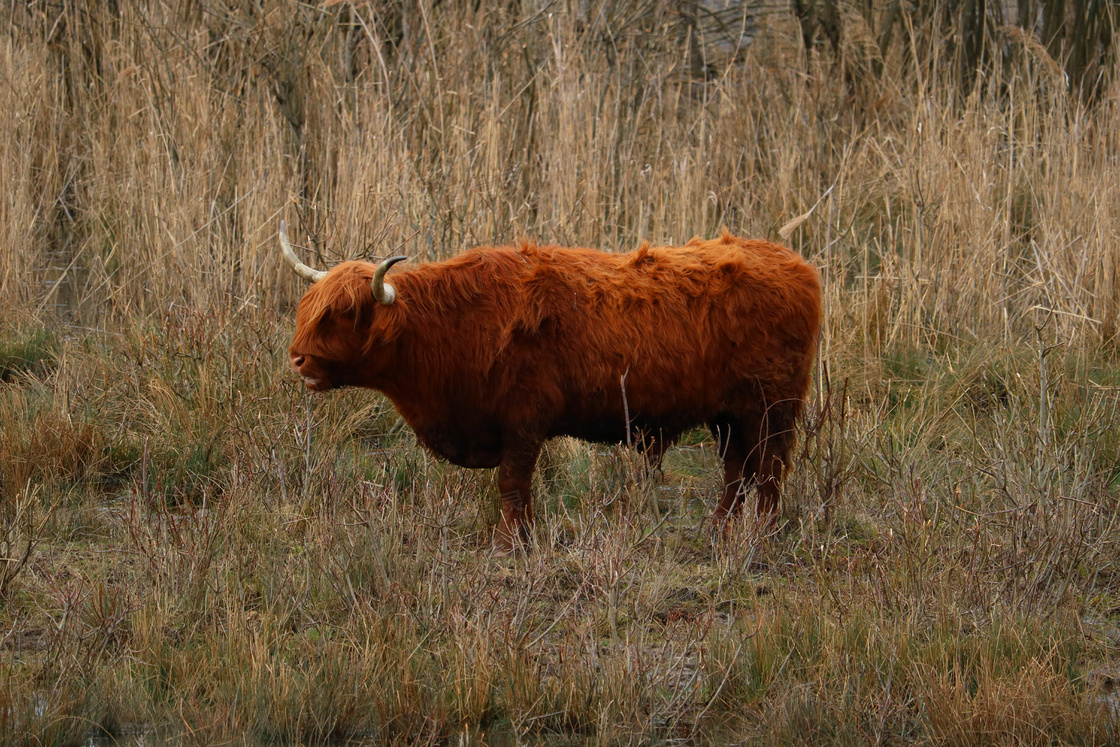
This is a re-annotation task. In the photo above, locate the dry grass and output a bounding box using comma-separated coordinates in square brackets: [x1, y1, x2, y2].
[0, 1, 1118, 744]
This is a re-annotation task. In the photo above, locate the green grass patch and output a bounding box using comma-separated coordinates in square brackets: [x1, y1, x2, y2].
[0, 329, 58, 382]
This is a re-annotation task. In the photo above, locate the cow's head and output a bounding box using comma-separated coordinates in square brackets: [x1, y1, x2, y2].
[280, 221, 407, 391]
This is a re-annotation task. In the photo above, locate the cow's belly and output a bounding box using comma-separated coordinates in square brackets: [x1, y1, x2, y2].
[410, 421, 504, 469]
[554, 409, 696, 451]
[397, 384, 714, 466]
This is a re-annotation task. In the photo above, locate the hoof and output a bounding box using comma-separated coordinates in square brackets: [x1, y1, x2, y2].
[708, 511, 780, 541]
[492, 527, 531, 556]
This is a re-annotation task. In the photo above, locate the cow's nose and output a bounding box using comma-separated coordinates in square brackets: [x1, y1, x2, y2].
[290, 354, 305, 371]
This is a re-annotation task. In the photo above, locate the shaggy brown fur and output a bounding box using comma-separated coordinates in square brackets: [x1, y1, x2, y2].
[288, 230, 821, 550]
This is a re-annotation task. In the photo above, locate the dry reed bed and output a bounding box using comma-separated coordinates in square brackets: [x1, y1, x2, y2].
[0, 1, 1118, 744]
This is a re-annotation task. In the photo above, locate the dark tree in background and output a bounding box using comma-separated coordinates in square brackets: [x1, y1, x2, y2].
[791, 0, 1116, 98]
[1037, 0, 1116, 92]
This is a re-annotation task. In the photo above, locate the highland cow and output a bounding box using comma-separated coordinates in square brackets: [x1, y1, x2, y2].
[280, 222, 820, 551]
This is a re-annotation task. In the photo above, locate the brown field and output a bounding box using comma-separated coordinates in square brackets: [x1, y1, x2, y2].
[1, 1, 1118, 744]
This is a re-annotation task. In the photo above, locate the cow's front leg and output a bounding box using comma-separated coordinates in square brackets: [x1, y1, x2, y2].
[494, 441, 542, 554]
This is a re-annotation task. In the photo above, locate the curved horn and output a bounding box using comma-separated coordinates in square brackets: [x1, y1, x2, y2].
[279, 220, 327, 283]
[371, 255, 408, 304]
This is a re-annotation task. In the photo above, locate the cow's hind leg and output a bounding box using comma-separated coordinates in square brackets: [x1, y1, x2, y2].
[711, 400, 800, 527]
[753, 399, 801, 518]
[494, 441, 542, 554]
[709, 420, 758, 524]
